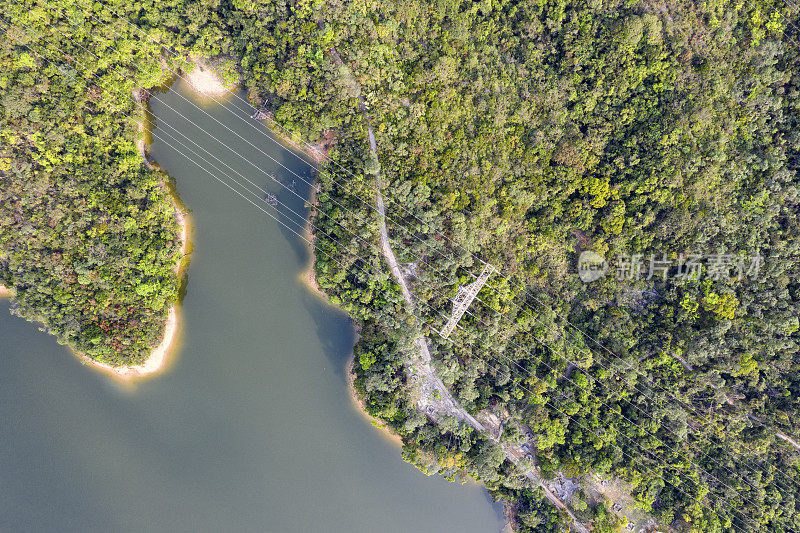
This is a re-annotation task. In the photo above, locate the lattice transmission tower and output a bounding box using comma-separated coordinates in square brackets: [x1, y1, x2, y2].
[439, 263, 496, 339]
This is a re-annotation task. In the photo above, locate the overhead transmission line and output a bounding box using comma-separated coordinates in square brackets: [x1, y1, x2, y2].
[3, 36, 761, 532]
[3, 6, 796, 529]
[6, 5, 795, 521]
[37, 0, 800, 481]
[50, 0, 800, 504]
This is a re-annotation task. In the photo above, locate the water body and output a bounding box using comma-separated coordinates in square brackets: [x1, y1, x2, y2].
[0, 79, 504, 532]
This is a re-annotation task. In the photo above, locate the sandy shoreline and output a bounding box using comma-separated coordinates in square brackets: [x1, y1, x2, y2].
[279, 126, 400, 447]
[81, 210, 189, 383]
[185, 61, 230, 97]
[275, 124, 402, 448]
[79, 306, 180, 380]
[267, 117, 335, 299]
[301, 188, 401, 448]
[265, 119, 333, 166]
[80, 75, 195, 382]
[84, 62, 227, 382]
[299, 178, 330, 300]
[0, 217, 185, 383]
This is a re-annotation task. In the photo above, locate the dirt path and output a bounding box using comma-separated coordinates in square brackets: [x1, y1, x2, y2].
[330, 49, 588, 532]
[330, 49, 485, 429]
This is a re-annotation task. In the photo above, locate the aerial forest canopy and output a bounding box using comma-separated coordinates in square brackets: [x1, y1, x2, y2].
[2, 0, 799, 530]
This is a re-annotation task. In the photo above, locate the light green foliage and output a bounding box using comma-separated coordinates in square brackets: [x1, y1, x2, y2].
[0, 1, 183, 364]
[2, 0, 800, 530]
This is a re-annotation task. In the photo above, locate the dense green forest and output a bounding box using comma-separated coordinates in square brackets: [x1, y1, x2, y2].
[0, 2, 187, 364]
[2, 0, 800, 530]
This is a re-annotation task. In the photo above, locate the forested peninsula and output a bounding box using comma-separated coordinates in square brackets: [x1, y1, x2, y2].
[3, 0, 800, 531]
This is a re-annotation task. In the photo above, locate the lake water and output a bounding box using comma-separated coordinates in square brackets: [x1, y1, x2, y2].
[0, 79, 503, 532]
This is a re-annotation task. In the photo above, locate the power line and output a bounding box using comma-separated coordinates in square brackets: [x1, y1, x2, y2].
[32, 0, 799, 486]
[64, 0, 800, 479]
[3, 6, 796, 528]
[31, 17, 792, 513]
[0, 38, 755, 533]
[5, 4, 793, 518]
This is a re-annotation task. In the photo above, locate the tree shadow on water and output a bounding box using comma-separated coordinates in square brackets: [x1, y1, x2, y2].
[302, 293, 355, 382]
[274, 167, 315, 264]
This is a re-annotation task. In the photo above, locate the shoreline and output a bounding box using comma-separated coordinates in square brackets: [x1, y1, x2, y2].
[301, 184, 402, 448]
[264, 118, 333, 166]
[269, 120, 404, 448]
[299, 176, 328, 300]
[260, 114, 335, 299]
[345, 354, 405, 448]
[0, 212, 186, 383]
[265, 118, 407, 450]
[185, 57, 234, 97]
[81, 74, 196, 383]
[82, 61, 232, 382]
[79, 306, 181, 380]
[80, 210, 189, 383]
[178, 67, 404, 451]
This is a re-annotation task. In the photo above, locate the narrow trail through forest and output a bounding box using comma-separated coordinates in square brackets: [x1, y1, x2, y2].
[329, 49, 588, 532]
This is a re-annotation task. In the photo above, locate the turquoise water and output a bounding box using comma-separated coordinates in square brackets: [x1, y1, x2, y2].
[0, 79, 503, 532]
